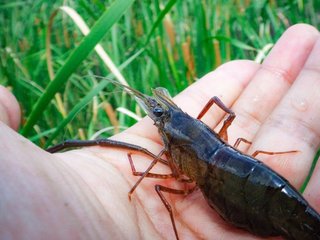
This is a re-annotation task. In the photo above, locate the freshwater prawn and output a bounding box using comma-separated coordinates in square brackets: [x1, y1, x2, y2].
[47, 81, 320, 240]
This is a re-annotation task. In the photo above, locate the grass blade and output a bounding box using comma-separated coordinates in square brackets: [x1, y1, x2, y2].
[300, 149, 320, 192]
[21, 0, 135, 136]
[44, 80, 110, 147]
[144, 0, 177, 45]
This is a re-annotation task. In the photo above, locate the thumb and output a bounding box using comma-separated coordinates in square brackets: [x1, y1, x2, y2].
[0, 86, 21, 130]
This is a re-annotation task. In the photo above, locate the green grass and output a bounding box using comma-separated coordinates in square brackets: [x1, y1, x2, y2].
[1, 0, 319, 146]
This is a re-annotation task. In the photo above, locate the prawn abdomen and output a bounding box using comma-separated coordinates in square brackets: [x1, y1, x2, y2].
[199, 146, 320, 239]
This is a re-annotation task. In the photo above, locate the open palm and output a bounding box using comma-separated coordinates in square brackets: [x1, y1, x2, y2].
[1, 24, 320, 239]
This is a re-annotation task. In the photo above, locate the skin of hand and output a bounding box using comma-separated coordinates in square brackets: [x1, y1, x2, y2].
[1, 23, 320, 240]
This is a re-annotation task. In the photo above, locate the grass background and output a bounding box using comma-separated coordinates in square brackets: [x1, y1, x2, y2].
[1, 0, 319, 148]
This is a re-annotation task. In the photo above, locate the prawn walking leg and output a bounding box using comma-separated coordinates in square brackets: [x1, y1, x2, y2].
[128, 149, 167, 200]
[127, 153, 192, 197]
[234, 137, 252, 149]
[233, 138, 298, 157]
[197, 96, 235, 141]
[195, 97, 297, 160]
[252, 150, 298, 158]
[128, 153, 172, 179]
[128, 154, 196, 240]
[155, 185, 196, 240]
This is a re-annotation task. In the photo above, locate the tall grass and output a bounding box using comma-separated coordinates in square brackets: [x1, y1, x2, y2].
[0, 0, 319, 146]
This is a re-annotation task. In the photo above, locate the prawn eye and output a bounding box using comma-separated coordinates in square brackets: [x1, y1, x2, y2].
[153, 107, 164, 117]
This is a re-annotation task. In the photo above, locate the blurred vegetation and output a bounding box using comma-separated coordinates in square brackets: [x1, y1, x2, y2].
[0, 0, 319, 146]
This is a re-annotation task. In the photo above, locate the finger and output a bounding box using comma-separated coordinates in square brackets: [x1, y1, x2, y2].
[226, 24, 319, 146]
[301, 38, 320, 207]
[0, 86, 21, 130]
[125, 60, 260, 143]
[249, 32, 320, 188]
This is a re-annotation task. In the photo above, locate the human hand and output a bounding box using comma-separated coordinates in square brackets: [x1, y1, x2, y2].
[1, 24, 320, 239]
